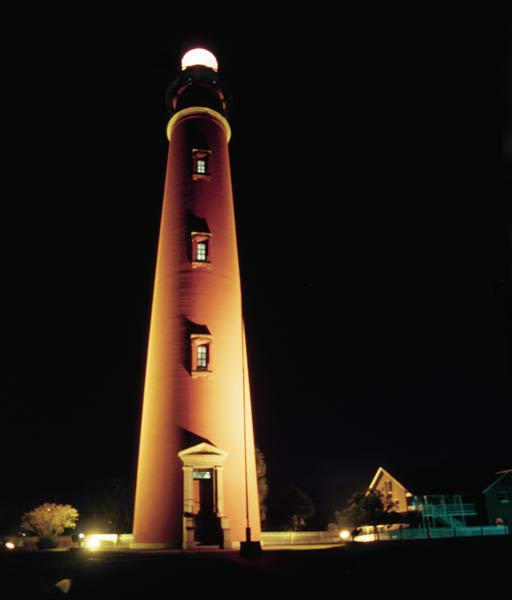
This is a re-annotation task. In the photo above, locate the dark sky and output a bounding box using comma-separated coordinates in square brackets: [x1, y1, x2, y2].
[3, 7, 509, 530]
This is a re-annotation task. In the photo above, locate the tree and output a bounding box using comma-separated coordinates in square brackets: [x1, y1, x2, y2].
[331, 489, 397, 538]
[277, 486, 315, 531]
[255, 447, 268, 525]
[21, 503, 79, 549]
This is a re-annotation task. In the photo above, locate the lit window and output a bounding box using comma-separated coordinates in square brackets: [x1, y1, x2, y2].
[192, 149, 211, 179]
[498, 492, 511, 503]
[190, 333, 213, 377]
[193, 469, 213, 480]
[197, 345, 208, 370]
[191, 232, 212, 268]
[196, 241, 207, 262]
[384, 481, 393, 495]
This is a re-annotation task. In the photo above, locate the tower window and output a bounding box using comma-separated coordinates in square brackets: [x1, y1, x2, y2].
[197, 344, 208, 369]
[190, 334, 213, 377]
[192, 149, 211, 180]
[191, 232, 212, 268]
[196, 241, 207, 261]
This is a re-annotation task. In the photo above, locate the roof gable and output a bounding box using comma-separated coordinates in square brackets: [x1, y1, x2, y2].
[482, 470, 512, 494]
[369, 466, 412, 495]
[372, 464, 511, 499]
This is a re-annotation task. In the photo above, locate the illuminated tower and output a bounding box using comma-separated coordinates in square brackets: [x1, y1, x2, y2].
[132, 48, 261, 549]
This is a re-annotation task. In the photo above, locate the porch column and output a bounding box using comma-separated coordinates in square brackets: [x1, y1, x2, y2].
[215, 466, 225, 515]
[182, 466, 195, 549]
[182, 466, 194, 514]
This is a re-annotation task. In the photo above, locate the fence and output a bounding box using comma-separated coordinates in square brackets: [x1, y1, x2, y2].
[261, 531, 341, 546]
[5, 527, 508, 549]
[356, 525, 509, 542]
[261, 525, 510, 545]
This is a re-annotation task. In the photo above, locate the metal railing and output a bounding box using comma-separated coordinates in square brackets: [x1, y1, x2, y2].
[373, 525, 509, 542]
[422, 503, 477, 517]
[261, 525, 510, 546]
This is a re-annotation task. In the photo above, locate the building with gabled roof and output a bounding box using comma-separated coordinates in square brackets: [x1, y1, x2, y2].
[368, 464, 511, 528]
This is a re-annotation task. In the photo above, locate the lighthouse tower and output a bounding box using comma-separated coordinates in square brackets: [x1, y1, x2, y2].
[132, 48, 261, 549]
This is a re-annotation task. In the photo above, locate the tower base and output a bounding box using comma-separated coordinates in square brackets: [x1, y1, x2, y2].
[129, 542, 179, 550]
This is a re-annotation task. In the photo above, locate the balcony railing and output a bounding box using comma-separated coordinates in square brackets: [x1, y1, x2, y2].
[422, 503, 477, 517]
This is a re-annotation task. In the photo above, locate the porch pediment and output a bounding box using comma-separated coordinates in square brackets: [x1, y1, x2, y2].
[178, 442, 228, 467]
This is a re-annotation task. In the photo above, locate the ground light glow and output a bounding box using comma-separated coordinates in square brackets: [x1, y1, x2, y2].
[355, 533, 376, 542]
[84, 536, 100, 549]
[83, 533, 118, 549]
[181, 48, 218, 71]
[339, 529, 350, 540]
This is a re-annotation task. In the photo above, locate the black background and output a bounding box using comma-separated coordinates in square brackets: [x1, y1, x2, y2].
[2, 5, 509, 530]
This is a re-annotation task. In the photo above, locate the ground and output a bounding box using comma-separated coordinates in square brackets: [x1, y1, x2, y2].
[1, 536, 509, 597]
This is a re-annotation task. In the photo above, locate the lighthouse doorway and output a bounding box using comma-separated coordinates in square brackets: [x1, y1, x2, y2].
[194, 469, 214, 512]
[178, 442, 232, 549]
[193, 468, 221, 545]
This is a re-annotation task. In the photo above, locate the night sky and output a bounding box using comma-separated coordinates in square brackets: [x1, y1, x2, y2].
[3, 7, 509, 530]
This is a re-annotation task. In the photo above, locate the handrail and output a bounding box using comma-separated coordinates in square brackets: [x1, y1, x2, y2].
[422, 503, 476, 516]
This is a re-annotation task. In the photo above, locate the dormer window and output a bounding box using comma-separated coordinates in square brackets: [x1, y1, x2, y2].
[192, 149, 211, 180]
[190, 333, 213, 377]
[191, 232, 212, 268]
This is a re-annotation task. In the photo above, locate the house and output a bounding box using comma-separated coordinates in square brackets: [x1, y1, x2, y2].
[368, 466, 412, 514]
[482, 469, 512, 526]
[368, 464, 512, 528]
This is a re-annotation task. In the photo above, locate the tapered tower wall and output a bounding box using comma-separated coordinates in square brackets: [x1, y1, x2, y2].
[132, 61, 261, 547]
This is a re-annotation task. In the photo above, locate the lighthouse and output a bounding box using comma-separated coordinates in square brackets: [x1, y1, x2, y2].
[132, 48, 261, 550]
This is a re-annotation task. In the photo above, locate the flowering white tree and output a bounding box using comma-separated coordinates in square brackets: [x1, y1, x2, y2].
[21, 503, 79, 547]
